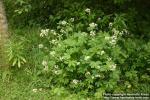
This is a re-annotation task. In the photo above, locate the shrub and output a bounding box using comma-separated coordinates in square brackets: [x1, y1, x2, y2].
[36, 8, 129, 97]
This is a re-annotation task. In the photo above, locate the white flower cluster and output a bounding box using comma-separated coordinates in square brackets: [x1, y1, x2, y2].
[90, 30, 96, 36]
[52, 65, 61, 75]
[61, 20, 67, 25]
[54, 65, 59, 69]
[91, 76, 94, 79]
[72, 79, 79, 85]
[123, 29, 129, 35]
[89, 22, 97, 29]
[107, 57, 112, 61]
[95, 74, 101, 78]
[42, 60, 48, 71]
[76, 62, 80, 65]
[69, 18, 74, 22]
[96, 65, 101, 69]
[85, 8, 91, 14]
[40, 29, 49, 37]
[50, 29, 57, 35]
[50, 51, 56, 56]
[85, 71, 91, 76]
[109, 22, 113, 27]
[88, 22, 98, 36]
[50, 39, 58, 44]
[60, 29, 66, 33]
[105, 35, 117, 45]
[105, 28, 126, 45]
[127, 84, 132, 88]
[32, 88, 43, 93]
[97, 17, 101, 21]
[58, 20, 67, 26]
[109, 64, 116, 71]
[84, 56, 90, 61]
[105, 29, 121, 45]
[81, 32, 88, 36]
[54, 70, 60, 75]
[106, 57, 117, 71]
[85, 73, 101, 80]
[100, 50, 105, 55]
[112, 28, 123, 36]
[38, 44, 44, 49]
[32, 88, 38, 92]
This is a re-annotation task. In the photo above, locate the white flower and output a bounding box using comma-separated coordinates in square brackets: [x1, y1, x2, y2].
[105, 35, 118, 45]
[112, 28, 119, 35]
[90, 31, 96, 36]
[60, 29, 66, 33]
[84, 56, 90, 61]
[77, 62, 80, 65]
[109, 64, 116, 71]
[44, 47, 48, 50]
[50, 29, 55, 32]
[119, 31, 124, 35]
[50, 51, 56, 56]
[107, 57, 112, 61]
[95, 74, 101, 78]
[85, 71, 91, 76]
[85, 8, 91, 13]
[42, 60, 48, 66]
[100, 50, 105, 55]
[54, 70, 59, 75]
[109, 22, 113, 27]
[40, 29, 49, 37]
[112, 35, 117, 40]
[105, 36, 110, 40]
[89, 23, 97, 29]
[39, 88, 42, 91]
[70, 18, 74, 22]
[61, 20, 67, 25]
[96, 66, 101, 69]
[81, 32, 88, 36]
[108, 35, 117, 45]
[50, 30, 57, 35]
[97, 17, 101, 21]
[91, 76, 94, 79]
[72, 79, 79, 84]
[32, 88, 38, 92]
[123, 29, 129, 35]
[57, 26, 61, 29]
[51, 39, 57, 44]
[54, 65, 59, 69]
[127, 84, 131, 88]
[43, 65, 48, 71]
[38, 44, 44, 49]
[109, 39, 116, 45]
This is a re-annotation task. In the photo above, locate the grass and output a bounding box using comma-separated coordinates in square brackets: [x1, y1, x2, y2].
[0, 70, 52, 100]
[0, 71, 149, 100]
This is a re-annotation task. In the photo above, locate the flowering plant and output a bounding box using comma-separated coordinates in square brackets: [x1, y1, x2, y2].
[38, 8, 128, 97]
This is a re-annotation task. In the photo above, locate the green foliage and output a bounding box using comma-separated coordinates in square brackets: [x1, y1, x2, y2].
[6, 35, 27, 68]
[2, 0, 150, 99]
[118, 38, 150, 90]
[113, 0, 132, 4]
[34, 9, 131, 97]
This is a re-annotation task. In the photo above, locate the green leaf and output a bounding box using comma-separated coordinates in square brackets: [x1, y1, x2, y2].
[12, 58, 17, 66]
